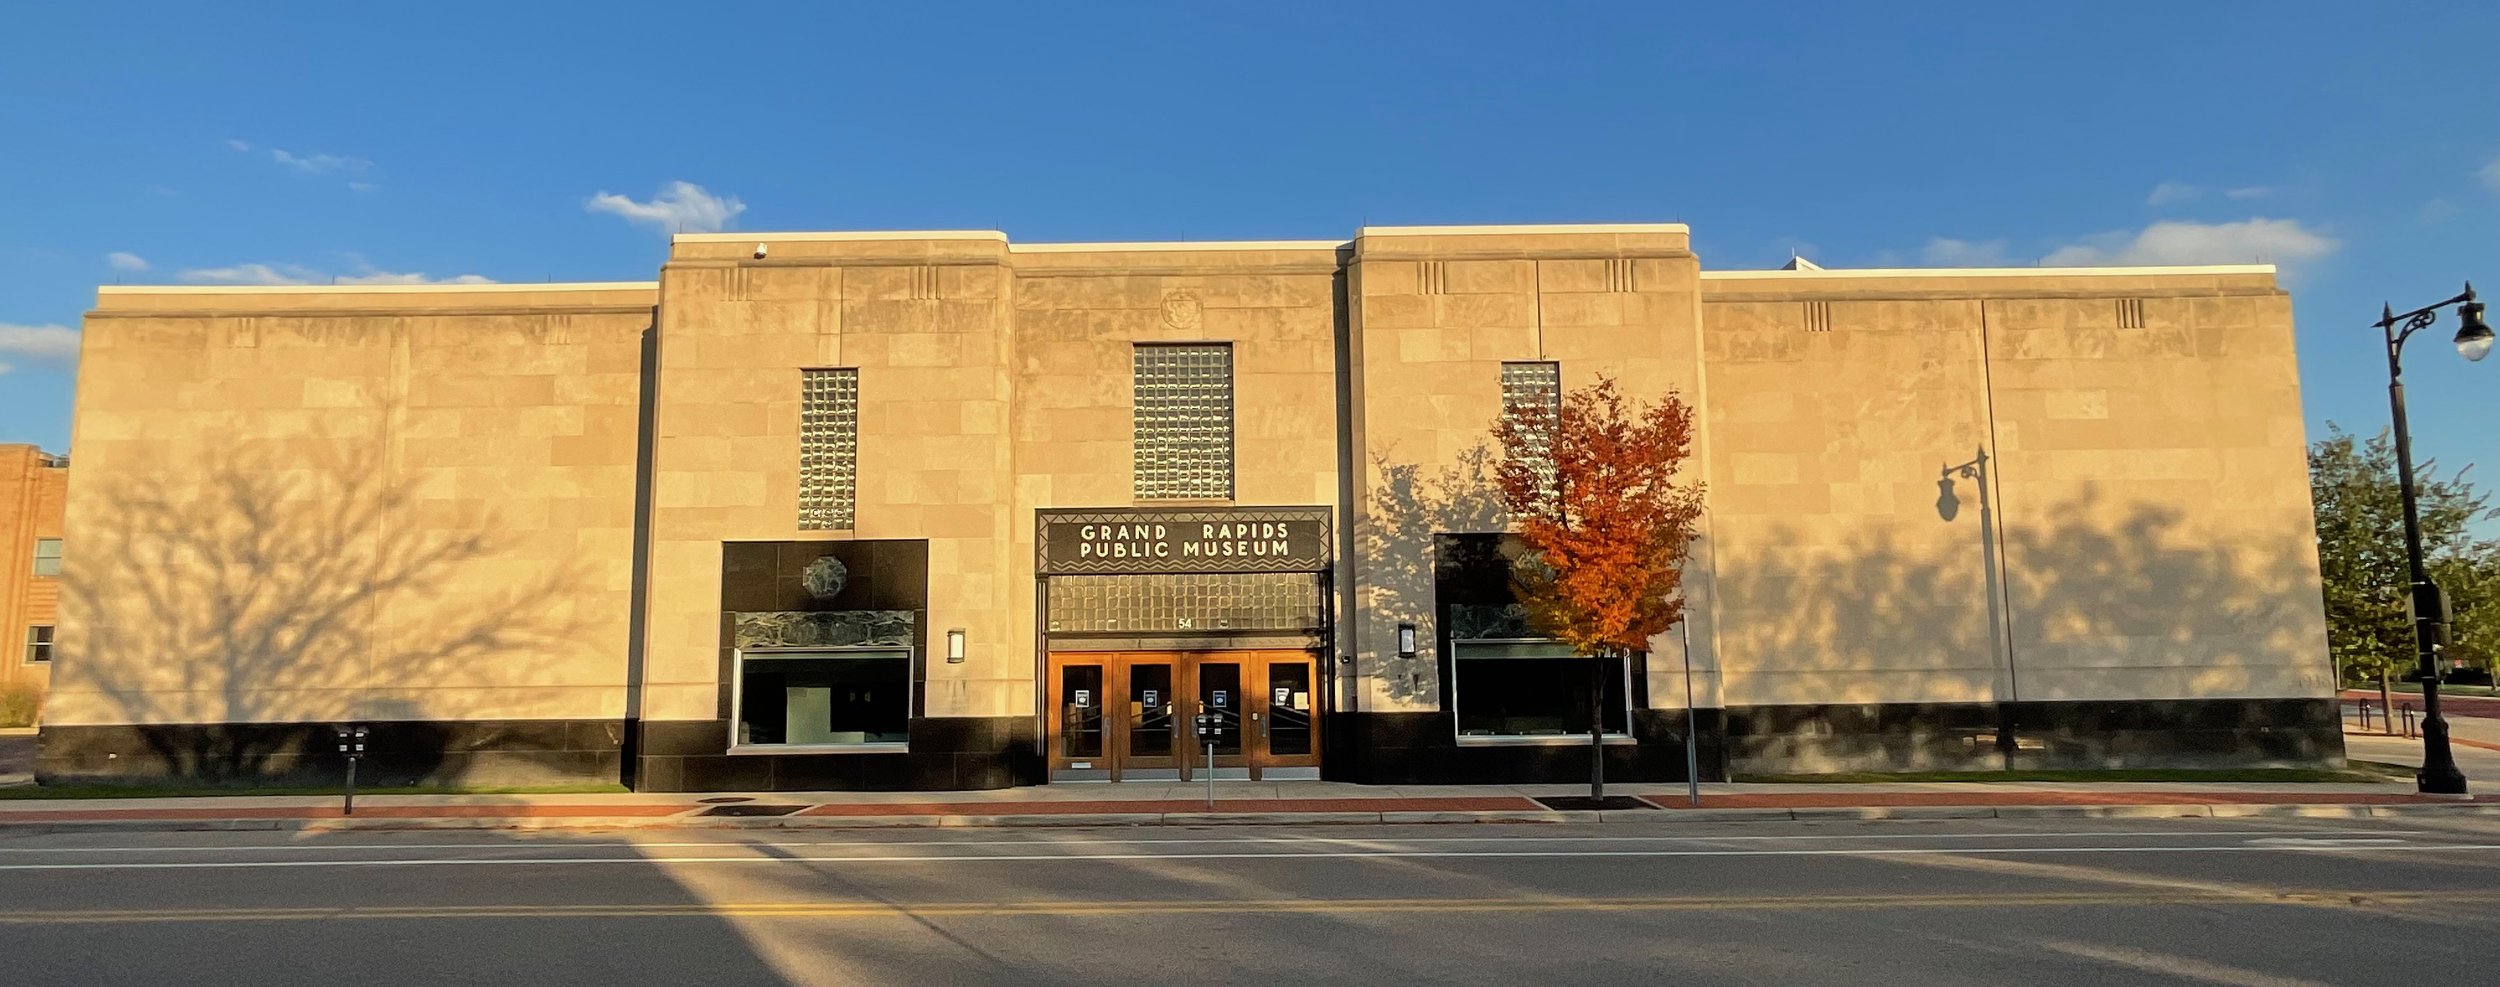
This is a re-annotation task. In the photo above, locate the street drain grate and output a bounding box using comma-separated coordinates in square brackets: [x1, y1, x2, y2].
[698, 804, 807, 817]
[696, 796, 754, 804]
[1533, 796, 1657, 811]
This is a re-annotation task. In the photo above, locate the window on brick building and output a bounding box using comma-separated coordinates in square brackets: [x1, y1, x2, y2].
[23, 626, 52, 664]
[31, 539, 61, 577]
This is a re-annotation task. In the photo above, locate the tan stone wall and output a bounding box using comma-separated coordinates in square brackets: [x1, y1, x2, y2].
[1698, 268, 2329, 709]
[0, 445, 68, 699]
[1007, 242, 1343, 712]
[642, 234, 1020, 723]
[49, 284, 653, 726]
[1346, 226, 1719, 715]
[644, 236, 1345, 727]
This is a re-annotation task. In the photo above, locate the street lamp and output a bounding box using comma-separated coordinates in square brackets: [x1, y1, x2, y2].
[2372, 282, 2489, 796]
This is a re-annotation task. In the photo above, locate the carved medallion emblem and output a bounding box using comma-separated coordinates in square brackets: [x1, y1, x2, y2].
[802, 555, 849, 601]
[1161, 290, 1203, 331]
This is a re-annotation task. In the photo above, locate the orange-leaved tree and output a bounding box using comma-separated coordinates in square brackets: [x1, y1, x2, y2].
[1491, 373, 1706, 798]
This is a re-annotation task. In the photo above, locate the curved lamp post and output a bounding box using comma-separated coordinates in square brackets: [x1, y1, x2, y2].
[2373, 282, 2490, 795]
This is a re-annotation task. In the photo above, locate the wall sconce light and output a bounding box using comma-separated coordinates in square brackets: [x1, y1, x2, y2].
[945, 628, 966, 664]
[1395, 622, 1418, 659]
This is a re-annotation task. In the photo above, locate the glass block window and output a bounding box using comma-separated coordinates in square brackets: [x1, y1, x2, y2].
[1046, 573, 1322, 634]
[799, 368, 859, 530]
[1133, 344, 1234, 500]
[1501, 362, 1561, 493]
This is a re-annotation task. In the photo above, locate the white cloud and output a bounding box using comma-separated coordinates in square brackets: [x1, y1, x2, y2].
[105, 251, 149, 272]
[332, 271, 496, 285]
[2145, 181, 2201, 206]
[0, 323, 81, 373]
[269, 148, 370, 173]
[179, 260, 493, 286]
[586, 181, 746, 233]
[2223, 186, 2274, 200]
[2420, 198, 2461, 225]
[347, 181, 377, 193]
[226, 139, 373, 182]
[2481, 154, 2500, 192]
[1921, 237, 2014, 267]
[2040, 218, 2338, 272]
[179, 263, 317, 285]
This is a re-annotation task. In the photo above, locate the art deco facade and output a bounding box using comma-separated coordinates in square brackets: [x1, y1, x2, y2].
[35, 224, 2342, 790]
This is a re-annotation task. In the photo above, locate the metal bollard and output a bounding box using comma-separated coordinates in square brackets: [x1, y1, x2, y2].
[2401, 703, 2418, 739]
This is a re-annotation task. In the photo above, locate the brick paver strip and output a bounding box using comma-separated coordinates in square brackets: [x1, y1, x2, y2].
[0, 804, 690, 823]
[2340, 689, 2500, 719]
[1653, 791, 2499, 809]
[797, 797, 1541, 816]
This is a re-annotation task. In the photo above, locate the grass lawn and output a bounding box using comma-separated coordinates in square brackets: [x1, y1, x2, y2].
[0, 783, 631, 800]
[1732, 761, 2415, 785]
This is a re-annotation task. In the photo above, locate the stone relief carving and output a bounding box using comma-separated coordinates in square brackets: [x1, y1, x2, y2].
[1160, 290, 1202, 330]
[733, 610, 913, 649]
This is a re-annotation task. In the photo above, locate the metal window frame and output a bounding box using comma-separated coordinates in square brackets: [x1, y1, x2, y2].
[31, 538, 61, 577]
[23, 625, 52, 664]
[726, 644, 914, 754]
[1448, 636, 1635, 746]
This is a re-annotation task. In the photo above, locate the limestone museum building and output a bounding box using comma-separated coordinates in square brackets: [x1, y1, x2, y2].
[34, 223, 2343, 790]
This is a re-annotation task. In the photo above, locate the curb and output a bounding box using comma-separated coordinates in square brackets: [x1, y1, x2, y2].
[6, 801, 2498, 834]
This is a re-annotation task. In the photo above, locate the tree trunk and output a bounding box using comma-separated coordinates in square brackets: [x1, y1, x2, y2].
[1589, 652, 1605, 800]
[2379, 671, 2395, 735]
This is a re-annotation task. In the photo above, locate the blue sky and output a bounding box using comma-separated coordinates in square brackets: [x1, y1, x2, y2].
[4, 2, 2498, 476]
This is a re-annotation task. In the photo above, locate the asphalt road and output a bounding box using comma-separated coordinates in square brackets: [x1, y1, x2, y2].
[2, 817, 2496, 986]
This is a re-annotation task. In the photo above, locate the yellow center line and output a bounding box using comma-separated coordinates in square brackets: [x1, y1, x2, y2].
[6, 890, 2493, 924]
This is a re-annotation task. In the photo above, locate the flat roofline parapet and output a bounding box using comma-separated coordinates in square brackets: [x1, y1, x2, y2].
[1699, 264, 2282, 299]
[91, 281, 660, 316]
[667, 224, 1698, 265]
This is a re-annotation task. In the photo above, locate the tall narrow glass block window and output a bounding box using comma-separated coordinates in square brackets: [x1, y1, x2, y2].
[798, 368, 859, 530]
[1501, 362, 1562, 494]
[1133, 344, 1234, 500]
[31, 538, 62, 577]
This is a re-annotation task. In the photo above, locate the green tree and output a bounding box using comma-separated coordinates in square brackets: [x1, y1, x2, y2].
[2308, 425, 2500, 712]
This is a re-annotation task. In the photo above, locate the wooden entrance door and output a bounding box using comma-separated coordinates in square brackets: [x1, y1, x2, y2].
[1046, 650, 1323, 781]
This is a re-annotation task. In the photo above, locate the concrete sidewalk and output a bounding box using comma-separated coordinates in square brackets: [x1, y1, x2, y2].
[4, 778, 2497, 833]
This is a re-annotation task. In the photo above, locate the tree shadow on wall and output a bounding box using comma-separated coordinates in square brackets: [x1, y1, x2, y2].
[46, 442, 593, 786]
[1721, 482, 2337, 771]
[1361, 446, 1508, 706]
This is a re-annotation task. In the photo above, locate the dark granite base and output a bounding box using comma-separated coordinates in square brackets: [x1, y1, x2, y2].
[1322, 709, 1727, 785]
[36, 719, 626, 789]
[1722, 698, 2347, 774]
[631, 715, 1042, 792]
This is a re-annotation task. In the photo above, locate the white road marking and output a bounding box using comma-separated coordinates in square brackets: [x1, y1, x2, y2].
[0, 842, 2491, 871]
[0, 829, 2430, 854]
[2243, 837, 2411, 847]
